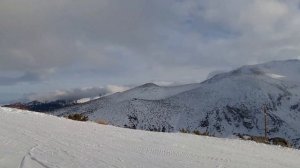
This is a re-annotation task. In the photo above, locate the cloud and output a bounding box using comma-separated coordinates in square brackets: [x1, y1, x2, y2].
[0, 0, 172, 69]
[23, 85, 130, 102]
[1, 0, 300, 101]
[1, 0, 300, 74]
[0, 72, 41, 85]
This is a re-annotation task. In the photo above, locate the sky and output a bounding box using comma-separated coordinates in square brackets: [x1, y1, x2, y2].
[1, 0, 300, 103]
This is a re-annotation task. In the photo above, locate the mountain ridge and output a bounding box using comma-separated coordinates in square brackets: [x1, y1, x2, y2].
[51, 59, 300, 148]
[7, 59, 300, 148]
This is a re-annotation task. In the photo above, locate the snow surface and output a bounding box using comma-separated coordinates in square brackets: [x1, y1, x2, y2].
[76, 96, 100, 104]
[1, 107, 300, 168]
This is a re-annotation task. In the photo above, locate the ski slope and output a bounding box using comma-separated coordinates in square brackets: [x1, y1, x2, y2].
[1, 107, 300, 168]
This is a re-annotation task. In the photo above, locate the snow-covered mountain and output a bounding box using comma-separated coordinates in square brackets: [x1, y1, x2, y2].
[53, 59, 300, 148]
[1, 107, 300, 168]
[52, 82, 202, 117]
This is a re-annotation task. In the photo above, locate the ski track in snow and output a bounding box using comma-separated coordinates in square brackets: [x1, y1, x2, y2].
[1, 107, 300, 168]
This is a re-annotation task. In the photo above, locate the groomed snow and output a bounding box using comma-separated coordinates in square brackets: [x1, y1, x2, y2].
[1, 107, 300, 168]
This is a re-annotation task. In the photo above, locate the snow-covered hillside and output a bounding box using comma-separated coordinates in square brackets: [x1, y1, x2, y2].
[53, 60, 300, 148]
[52, 82, 201, 116]
[1, 107, 300, 168]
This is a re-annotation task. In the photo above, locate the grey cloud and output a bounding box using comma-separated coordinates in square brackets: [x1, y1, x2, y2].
[0, 72, 41, 85]
[1, 0, 300, 73]
[2, 0, 300, 101]
[0, 0, 173, 69]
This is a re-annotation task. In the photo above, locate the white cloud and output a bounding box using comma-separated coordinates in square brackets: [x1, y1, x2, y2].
[24, 85, 130, 102]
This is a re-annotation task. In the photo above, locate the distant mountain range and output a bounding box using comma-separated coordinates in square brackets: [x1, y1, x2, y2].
[4, 59, 300, 148]
[3, 100, 77, 112]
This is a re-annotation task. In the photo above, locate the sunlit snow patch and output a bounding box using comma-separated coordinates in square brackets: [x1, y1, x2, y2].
[266, 73, 285, 79]
[76, 96, 100, 104]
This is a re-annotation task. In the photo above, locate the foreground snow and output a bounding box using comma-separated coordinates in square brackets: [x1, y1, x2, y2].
[1, 107, 300, 168]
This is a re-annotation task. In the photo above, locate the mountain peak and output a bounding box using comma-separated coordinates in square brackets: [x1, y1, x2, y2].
[139, 83, 159, 88]
[206, 59, 300, 83]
